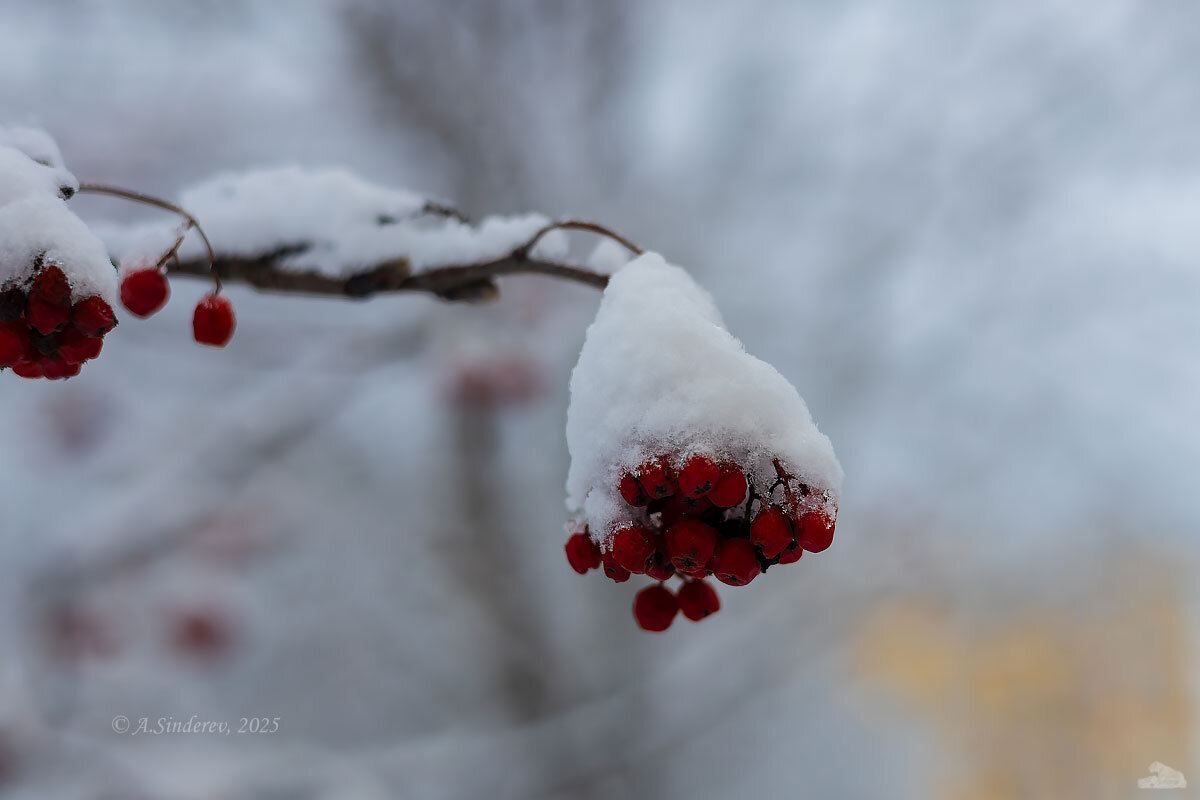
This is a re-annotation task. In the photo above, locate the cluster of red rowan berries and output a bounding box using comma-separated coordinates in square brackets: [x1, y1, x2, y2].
[0, 261, 115, 379]
[564, 453, 837, 632]
[120, 262, 236, 347]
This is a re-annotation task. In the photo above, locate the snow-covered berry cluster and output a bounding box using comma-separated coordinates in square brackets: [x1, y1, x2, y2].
[565, 453, 837, 631]
[0, 262, 115, 379]
[564, 253, 843, 632]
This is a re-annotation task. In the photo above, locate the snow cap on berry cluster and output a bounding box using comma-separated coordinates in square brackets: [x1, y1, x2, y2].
[100, 166, 567, 277]
[565, 252, 842, 539]
[0, 128, 116, 304]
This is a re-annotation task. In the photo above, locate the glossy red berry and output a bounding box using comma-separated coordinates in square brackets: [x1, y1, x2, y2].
[618, 472, 649, 506]
[777, 541, 803, 565]
[57, 328, 103, 364]
[612, 525, 656, 574]
[193, 293, 236, 347]
[645, 550, 676, 581]
[708, 465, 748, 507]
[28, 298, 70, 334]
[11, 360, 43, 379]
[565, 532, 602, 574]
[601, 551, 631, 583]
[72, 296, 115, 337]
[678, 579, 721, 621]
[665, 518, 718, 573]
[632, 584, 679, 632]
[677, 455, 720, 497]
[120, 267, 170, 317]
[750, 505, 794, 559]
[797, 511, 836, 553]
[712, 538, 761, 586]
[637, 459, 677, 499]
[31, 265, 70, 305]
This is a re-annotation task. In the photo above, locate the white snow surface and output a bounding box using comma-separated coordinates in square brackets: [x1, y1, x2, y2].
[0, 130, 115, 303]
[102, 166, 568, 277]
[565, 253, 842, 537]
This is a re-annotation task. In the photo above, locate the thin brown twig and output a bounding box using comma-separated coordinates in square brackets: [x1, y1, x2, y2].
[76, 183, 222, 292]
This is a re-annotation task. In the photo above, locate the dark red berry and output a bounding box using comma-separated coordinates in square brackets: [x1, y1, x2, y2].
[708, 465, 748, 507]
[637, 459, 677, 499]
[712, 538, 761, 586]
[612, 525, 656, 574]
[618, 472, 649, 506]
[27, 297, 70, 334]
[632, 584, 678, 632]
[665, 518, 718, 573]
[645, 550, 676, 581]
[72, 296, 115, 337]
[192, 292, 236, 347]
[0, 287, 26, 323]
[750, 505, 794, 559]
[38, 356, 76, 380]
[565, 532, 602, 574]
[678, 579, 721, 621]
[11, 360, 43, 379]
[678, 455, 720, 497]
[797, 511, 835, 553]
[601, 551, 631, 583]
[31, 265, 70, 304]
[57, 328, 103, 364]
[120, 267, 170, 317]
[777, 542, 803, 564]
[660, 492, 712, 528]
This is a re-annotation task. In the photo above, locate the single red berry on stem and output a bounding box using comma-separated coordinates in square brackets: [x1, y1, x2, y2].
[612, 525, 656, 574]
[120, 268, 170, 317]
[618, 472, 649, 506]
[708, 465, 748, 507]
[637, 459, 677, 499]
[712, 538, 761, 586]
[632, 584, 679, 632]
[797, 511, 836, 553]
[193, 293, 236, 347]
[602, 551, 631, 583]
[678, 579, 721, 621]
[750, 505, 794, 559]
[665, 518, 718, 574]
[72, 296, 115, 337]
[678, 455, 720, 498]
[565, 532, 602, 574]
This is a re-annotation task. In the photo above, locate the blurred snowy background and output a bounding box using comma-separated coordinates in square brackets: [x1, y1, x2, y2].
[2, 1, 1198, 798]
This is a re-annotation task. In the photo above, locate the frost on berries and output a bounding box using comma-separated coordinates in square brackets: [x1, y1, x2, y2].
[0, 128, 119, 380]
[561, 253, 842, 631]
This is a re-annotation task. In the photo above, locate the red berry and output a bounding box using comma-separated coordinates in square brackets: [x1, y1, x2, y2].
[665, 518, 718, 573]
[645, 550, 676, 581]
[192, 292, 236, 347]
[797, 511, 836, 553]
[38, 356, 76, 380]
[57, 328, 103, 364]
[708, 465, 748, 507]
[712, 538, 760, 586]
[564, 532, 602, 574]
[777, 541, 803, 565]
[27, 297, 70, 334]
[637, 459, 677, 499]
[618, 472, 649, 506]
[11, 360, 43, 379]
[678, 455, 720, 497]
[632, 584, 679, 632]
[678, 579, 721, 621]
[72, 296, 115, 336]
[601, 551, 631, 583]
[32, 264, 71, 307]
[612, 525, 656, 574]
[120, 267, 170, 317]
[0, 322, 25, 366]
[750, 505, 794, 559]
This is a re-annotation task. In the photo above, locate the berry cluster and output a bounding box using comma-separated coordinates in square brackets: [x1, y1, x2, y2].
[120, 263, 236, 347]
[0, 261, 115, 379]
[565, 453, 837, 632]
